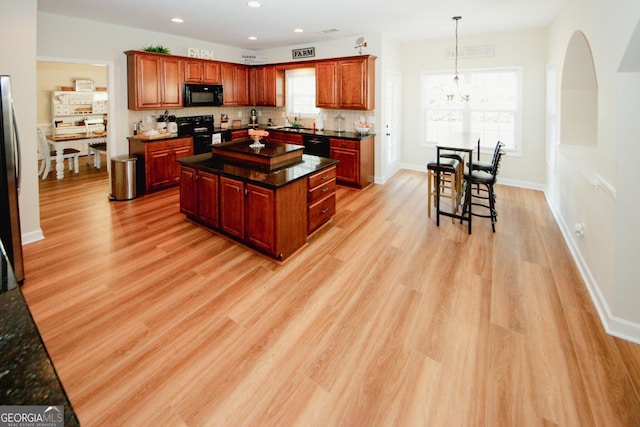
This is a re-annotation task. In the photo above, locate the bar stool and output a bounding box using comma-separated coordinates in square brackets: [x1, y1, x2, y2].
[462, 150, 505, 232]
[427, 157, 462, 218]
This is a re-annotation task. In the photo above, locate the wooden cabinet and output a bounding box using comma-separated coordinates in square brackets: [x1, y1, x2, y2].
[250, 66, 281, 106]
[266, 130, 303, 146]
[217, 176, 307, 259]
[230, 129, 249, 141]
[125, 51, 184, 110]
[316, 55, 376, 110]
[329, 136, 374, 189]
[245, 183, 276, 253]
[221, 63, 250, 106]
[184, 58, 221, 84]
[220, 176, 245, 239]
[316, 61, 339, 108]
[307, 166, 337, 233]
[129, 137, 193, 192]
[180, 167, 219, 228]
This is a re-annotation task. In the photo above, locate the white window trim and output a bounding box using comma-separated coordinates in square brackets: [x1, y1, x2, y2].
[420, 66, 523, 157]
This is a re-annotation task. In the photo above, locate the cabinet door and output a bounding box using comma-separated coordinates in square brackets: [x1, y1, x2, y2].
[330, 146, 359, 185]
[197, 172, 219, 228]
[316, 61, 338, 108]
[161, 56, 184, 107]
[263, 66, 277, 106]
[179, 166, 198, 216]
[203, 61, 221, 84]
[236, 65, 250, 106]
[134, 54, 162, 109]
[245, 184, 275, 254]
[252, 66, 276, 106]
[147, 148, 174, 190]
[221, 63, 237, 105]
[184, 59, 203, 83]
[338, 57, 374, 110]
[172, 145, 193, 183]
[220, 177, 244, 239]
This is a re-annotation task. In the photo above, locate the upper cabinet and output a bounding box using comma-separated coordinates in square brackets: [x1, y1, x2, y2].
[125, 51, 375, 111]
[126, 51, 184, 110]
[184, 58, 221, 84]
[250, 65, 283, 107]
[221, 62, 250, 106]
[316, 55, 376, 110]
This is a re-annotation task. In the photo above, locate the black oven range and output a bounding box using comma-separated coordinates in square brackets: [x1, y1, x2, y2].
[176, 115, 215, 155]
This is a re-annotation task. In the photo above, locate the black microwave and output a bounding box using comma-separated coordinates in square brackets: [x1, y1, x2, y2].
[183, 83, 223, 107]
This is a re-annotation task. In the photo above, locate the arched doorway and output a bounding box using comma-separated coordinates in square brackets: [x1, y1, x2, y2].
[560, 31, 598, 147]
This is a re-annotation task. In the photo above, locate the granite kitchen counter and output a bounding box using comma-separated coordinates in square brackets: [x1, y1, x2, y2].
[0, 242, 78, 425]
[178, 140, 338, 189]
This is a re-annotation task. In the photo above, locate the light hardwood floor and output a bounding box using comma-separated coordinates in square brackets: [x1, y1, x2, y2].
[24, 162, 640, 426]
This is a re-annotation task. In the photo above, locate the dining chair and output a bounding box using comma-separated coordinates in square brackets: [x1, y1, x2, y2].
[427, 156, 462, 218]
[461, 150, 505, 232]
[37, 127, 80, 180]
[471, 141, 504, 172]
[88, 142, 108, 168]
[84, 118, 107, 168]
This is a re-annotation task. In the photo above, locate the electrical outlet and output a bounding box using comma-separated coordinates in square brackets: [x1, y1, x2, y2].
[237, 111, 242, 117]
[574, 222, 585, 237]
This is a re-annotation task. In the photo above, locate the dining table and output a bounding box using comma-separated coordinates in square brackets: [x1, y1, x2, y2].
[435, 133, 480, 234]
[45, 132, 107, 179]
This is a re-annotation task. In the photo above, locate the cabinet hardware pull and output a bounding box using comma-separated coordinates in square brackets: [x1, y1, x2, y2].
[321, 187, 329, 193]
[321, 208, 329, 214]
[322, 174, 329, 179]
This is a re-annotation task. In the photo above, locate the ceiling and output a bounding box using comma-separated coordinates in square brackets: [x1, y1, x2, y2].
[38, 0, 566, 50]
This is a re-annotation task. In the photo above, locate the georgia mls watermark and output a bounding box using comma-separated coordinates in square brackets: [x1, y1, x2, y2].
[0, 406, 64, 427]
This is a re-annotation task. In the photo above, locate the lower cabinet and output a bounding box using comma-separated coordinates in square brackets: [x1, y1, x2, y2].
[266, 130, 303, 146]
[307, 167, 337, 234]
[180, 167, 219, 228]
[183, 171, 309, 260]
[329, 136, 374, 189]
[129, 137, 194, 192]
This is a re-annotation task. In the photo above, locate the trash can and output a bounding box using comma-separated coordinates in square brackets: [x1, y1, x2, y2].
[110, 155, 137, 201]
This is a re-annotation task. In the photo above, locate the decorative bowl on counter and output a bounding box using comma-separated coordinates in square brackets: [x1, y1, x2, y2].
[354, 121, 372, 135]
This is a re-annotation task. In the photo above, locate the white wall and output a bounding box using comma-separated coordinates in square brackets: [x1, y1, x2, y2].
[547, 0, 640, 342]
[0, 0, 41, 243]
[398, 28, 548, 188]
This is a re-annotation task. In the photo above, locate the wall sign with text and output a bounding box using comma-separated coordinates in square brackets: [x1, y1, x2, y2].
[292, 47, 315, 59]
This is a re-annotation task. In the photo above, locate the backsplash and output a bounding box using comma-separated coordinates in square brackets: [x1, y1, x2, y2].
[128, 106, 375, 134]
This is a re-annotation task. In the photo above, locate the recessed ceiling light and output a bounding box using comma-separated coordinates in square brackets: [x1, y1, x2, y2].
[248, 36, 258, 41]
[247, 1, 262, 7]
[170, 17, 184, 23]
[293, 28, 304, 33]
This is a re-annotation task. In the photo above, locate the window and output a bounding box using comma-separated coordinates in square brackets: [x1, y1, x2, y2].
[285, 68, 319, 117]
[421, 67, 521, 154]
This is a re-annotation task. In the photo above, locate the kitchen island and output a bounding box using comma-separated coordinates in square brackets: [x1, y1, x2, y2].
[177, 139, 338, 261]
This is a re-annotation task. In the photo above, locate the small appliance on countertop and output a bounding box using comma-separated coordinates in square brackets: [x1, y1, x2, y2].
[249, 108, 258, 128]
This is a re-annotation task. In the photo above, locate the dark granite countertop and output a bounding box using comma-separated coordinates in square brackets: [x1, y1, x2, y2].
[178, 144, 338, 189]
[0, 242, 78, 425]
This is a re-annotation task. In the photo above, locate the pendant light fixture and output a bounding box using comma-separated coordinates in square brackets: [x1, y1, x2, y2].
[448, 16, 470, 102]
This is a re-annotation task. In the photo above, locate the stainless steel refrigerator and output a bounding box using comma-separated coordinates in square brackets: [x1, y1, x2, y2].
[0, 75, 24, 288]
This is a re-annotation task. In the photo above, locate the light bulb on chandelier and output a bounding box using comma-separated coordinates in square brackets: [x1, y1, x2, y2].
[448, 16, 470, 102]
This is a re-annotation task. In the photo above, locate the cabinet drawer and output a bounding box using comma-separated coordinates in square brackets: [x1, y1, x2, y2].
[308, 178, 336, 204]
[308, 167, 336, 189]
[146, 137, 191, 152]
[330, 139, 359, 150]
[308, 193, 336, 233]
[231, 130, 249, 140]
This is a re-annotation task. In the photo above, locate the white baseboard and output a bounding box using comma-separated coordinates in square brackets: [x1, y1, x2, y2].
[398, 163, 640, 343]
[22, 229, 44, 245]
[545, 192, 640, 345]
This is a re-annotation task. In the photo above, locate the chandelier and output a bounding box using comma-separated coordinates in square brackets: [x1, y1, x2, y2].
[448, 16, 470, 102]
